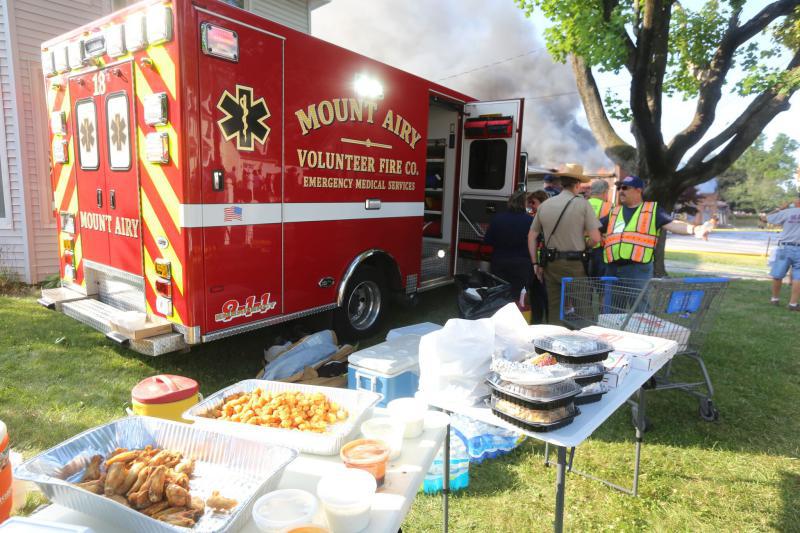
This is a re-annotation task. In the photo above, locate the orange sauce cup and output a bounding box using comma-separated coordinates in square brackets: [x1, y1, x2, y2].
[340, 439, 390, 488]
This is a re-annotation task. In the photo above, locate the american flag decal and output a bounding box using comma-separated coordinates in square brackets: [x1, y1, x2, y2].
[223, 206, 243, 222]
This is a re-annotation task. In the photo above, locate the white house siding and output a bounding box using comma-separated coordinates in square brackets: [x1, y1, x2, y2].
[250, 0, 310, 33]
[0, 4, 27, 279]
[0, 0, 112, 283]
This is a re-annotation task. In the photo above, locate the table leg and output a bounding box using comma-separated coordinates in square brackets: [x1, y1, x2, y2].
[632, 387, 646, 497]
[443, 417, 450, 533]
[554, 446, 567, 533]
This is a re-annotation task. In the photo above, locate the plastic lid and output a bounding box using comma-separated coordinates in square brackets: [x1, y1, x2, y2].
[252, 489, 318, 530]
[348, 335, 420, 375]
[0, 420, 7, 451]
[131, 374, 199, 404]
[533, 333, 613, 358]
[317, 468, 376, 508]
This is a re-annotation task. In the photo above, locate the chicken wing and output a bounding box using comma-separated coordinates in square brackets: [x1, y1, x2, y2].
[106, 494, 130, 507]
[105, 450, 140, 467]
[104, 462, 128, 496]
[165, 482, 190, 507]
[140, 500, 170, 517]
[207, 490, 237, 512]
[77, 479, 104, 494]
[147, 465, 168, 503]
[174, 457, 195, 477]
[120, 461, 145, 495]
[127, 465, 152, 496]
[80, 455, 103, 482]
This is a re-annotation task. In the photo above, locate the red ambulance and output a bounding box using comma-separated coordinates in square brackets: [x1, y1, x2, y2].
[38, 0, 525, 355]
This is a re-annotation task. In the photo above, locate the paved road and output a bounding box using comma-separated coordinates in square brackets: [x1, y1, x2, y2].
[666, 230, 775, 256]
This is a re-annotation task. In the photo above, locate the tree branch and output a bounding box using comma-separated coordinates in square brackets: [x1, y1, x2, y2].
[570, 55, 637, 174]
[686, 48, 800, 170]
[677, 52, 800, 187]
[666, 0, 798, 166]
[602, 0, 637, 73]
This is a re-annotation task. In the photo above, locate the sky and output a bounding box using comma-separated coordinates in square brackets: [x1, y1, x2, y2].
[311, 0, 800, 173]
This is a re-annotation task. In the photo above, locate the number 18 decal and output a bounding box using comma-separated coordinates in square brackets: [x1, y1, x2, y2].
[92, 72, 106, 96]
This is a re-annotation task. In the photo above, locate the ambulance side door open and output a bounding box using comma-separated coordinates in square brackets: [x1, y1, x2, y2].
[196, 11, 284, 333]
[456, 99, 524, 272]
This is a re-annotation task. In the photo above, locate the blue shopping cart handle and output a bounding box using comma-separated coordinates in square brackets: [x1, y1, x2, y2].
[679, 277, 730, 284]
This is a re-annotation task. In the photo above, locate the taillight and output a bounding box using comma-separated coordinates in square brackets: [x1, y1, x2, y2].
[155, 277, 172, 299]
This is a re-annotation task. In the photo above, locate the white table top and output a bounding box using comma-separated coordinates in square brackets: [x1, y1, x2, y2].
[428, 358, 671, 449]
[29, 413, 448, 533]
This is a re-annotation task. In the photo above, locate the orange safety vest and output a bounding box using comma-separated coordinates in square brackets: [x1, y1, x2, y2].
[603, 202, 660, 264]
[588, 198, 612, 249]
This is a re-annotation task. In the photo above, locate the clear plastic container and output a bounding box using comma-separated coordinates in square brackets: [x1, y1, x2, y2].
[491, 395, 577, 425]
[486, 372, 581, 406]
[340, 439, 390, 487]
[317, 468, 376, 533]
[252, 489, 319, 533]
[361, 417, 404, 460]
[386, 398, 427, 439]
[533, 333, 613, 358]
[283, 526, 330, 533]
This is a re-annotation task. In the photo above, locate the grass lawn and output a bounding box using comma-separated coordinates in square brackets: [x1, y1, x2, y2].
[2, 280, 799, 531]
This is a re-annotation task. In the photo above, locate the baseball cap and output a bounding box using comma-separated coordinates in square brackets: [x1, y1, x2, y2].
[543, 174, 557, 182]
[615, 176, 645, 189]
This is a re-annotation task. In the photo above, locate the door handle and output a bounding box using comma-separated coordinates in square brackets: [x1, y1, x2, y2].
[109, 190, 116, 210]
[212, 170, 224, 191]
[96, 188, 103, 208]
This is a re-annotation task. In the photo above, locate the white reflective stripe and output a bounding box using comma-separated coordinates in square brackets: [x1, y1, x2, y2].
[180, 203, 282, 228]
[178, 202, 423, 227]
[284, 202, 423, 223]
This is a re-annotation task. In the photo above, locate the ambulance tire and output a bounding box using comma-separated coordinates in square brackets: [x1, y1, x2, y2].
[335, 266, 387, 340]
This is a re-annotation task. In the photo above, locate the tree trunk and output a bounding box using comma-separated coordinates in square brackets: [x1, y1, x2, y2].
[653, 233, 668, 278]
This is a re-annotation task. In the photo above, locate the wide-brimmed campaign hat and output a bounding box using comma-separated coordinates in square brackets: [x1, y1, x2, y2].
[554, 163, 591, 183]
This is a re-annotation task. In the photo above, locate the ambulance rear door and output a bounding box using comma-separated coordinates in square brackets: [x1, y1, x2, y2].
[456, 99, 524, 274]
[196, 10, 284, 333]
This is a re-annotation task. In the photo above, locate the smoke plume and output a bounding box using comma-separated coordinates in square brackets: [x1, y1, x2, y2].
[311, 0, 611, 171]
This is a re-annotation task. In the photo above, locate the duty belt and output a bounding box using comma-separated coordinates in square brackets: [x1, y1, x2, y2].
[554, 251, 587, 260]
[779, 241, 800, 247]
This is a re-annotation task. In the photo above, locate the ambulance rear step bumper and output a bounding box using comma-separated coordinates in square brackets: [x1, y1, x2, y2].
[61, 298, 187, 356]
[38, 287, 88, 311]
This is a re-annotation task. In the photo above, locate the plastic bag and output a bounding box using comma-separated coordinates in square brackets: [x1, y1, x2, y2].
[418, 317, 494, 405]
[454, 270, 515, 320]
[491, 303, 533, 361]
[260, 330, 338, 380]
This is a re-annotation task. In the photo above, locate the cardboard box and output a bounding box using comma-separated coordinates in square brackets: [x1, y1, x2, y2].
[581, 326, 678, 372]
[597, 312, 690, 351]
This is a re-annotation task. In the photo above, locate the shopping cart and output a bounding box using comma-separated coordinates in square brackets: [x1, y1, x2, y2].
[559, 276, 730, 421]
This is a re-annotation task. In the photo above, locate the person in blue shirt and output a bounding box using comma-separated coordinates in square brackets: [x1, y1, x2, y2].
[483, 190, 534, 300]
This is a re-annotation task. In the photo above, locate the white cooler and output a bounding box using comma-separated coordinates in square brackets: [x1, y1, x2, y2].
[348, 334, 421, 407]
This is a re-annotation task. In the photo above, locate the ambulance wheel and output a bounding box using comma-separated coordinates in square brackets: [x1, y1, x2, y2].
[335, 266, 386, 340]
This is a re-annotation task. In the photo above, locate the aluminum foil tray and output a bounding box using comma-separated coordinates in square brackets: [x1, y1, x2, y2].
[14, 416, 298, 533]
[184, 379, 382, 456]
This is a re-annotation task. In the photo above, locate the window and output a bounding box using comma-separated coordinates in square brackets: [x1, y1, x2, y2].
[467, 140, 507, 190]
[106, 92, 131, 170]
[75, 99, 99, 170]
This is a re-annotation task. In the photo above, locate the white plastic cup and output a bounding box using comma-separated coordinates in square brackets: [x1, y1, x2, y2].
[386, 398, 428, 439]
[361, 417, 405, 460]
[252, 489, 319, 533]
[317, 468, 376, 533]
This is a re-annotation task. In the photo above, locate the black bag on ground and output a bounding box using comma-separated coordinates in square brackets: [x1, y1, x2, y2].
[454, 269, 515, 320]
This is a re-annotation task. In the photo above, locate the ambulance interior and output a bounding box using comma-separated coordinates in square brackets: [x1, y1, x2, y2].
[420, 97, 524, 289]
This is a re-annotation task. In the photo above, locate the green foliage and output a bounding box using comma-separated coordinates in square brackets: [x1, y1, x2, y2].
[516, 0, 800, 103]
[717, 133, 799, 211]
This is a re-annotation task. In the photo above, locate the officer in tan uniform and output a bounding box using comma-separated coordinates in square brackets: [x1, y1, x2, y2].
[528, 164, 601, 324]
